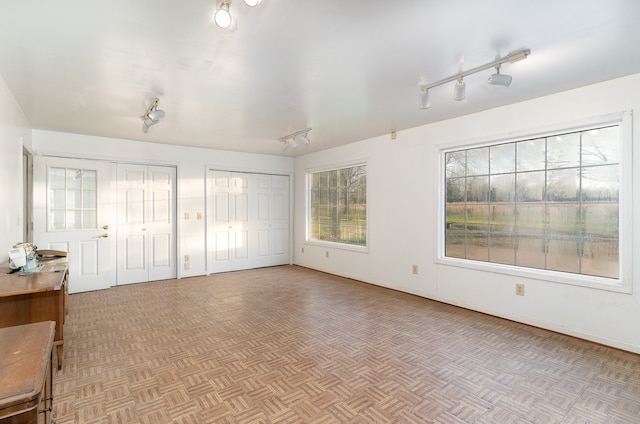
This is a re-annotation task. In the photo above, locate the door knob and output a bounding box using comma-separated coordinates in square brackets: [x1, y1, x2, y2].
[103, 224, 109, 230]
[100, 233, 109, 238]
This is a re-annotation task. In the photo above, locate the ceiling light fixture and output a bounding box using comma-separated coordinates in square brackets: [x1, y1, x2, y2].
[213, 0, 262, 30]
[419, 86, 430, 109]
[418, 48, 530, 108]
[453, 77, 466, 101]
[213, 2, 233, 29]
[278, 128, 312, 152]
[141, 98, 165, 133]
[488, 63, 512, 86]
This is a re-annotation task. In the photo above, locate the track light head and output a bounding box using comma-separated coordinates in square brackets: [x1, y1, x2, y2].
[419, 86, 430, 109]
[243, 0, 262, 6]
[488, 64, 512, 87]
[453, 77, 466, 101]
[214, 2, 233, 29]
[294, 133, 310, 145]
[140, 98, 165, 133]
[287, 137, 298, 148]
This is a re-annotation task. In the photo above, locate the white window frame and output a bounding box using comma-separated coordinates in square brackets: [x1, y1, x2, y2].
[305, 160, 369, 253]
[435, 112, 633, 293]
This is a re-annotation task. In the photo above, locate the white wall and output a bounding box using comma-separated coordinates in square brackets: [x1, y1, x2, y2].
[31, 130, 294, 277]
[0, 75, 31, 262]
[294, 73, 640, 354]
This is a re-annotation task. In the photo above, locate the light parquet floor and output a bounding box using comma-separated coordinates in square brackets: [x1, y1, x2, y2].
[53, 265, 640, 423]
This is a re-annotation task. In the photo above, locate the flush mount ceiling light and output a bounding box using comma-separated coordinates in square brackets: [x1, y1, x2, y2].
[418, 48, 530, 109]
[141, 98, 165, 133]
[278, 128, 312, 152]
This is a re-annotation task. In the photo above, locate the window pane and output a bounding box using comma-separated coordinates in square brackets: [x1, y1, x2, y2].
[582, 165, 618, 202]
[466, 176, 489, 202]
[51, 189, 65, 209]
[466, 204, 489, 232]
[490, 234, 515, 265]
[517, 138, 546, 172]
[582, 239, 619, 279]
[83, 170, 97, 190]
[516, 204, 545, 235]
[583, 204, 618, 237]
[516, 171, 545, 202]
[445, 231, 465, 259]
[467, 232, 488, 261]
[66, 169, 82, 189]
[66, 210, 81, 230]
[547, 133, 580, 169]
[446, 177, 465, 202]
[547, 204, 580, 236]
[51, 210, 65, 230]
[466, 147, 489, 176]
[546, 238, 580, 274]
[83, 210, 97, 229]
[582, 126, 619, 166]
[66, 189, 82, 208]
[490, 143, 515, 174]
[446, 203, 465, 231]
[490, 204, 515, 232]
[50, 167, 66, 188]
[445, 151, 466, 178]
[547, 169, 579, 202]
[515, 236, 545, 269]
[490, 174, 515, 202]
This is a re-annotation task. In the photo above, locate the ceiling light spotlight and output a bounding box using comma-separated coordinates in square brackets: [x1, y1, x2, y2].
[214, 2, 233, 29]
[488, 64, 512, 86]
[294, 133, 310, 146]
[243, 0, 262, 6]
[277, 128, 312, 152]
[419, 86, 430, 109]
[140, 98, 165, 133]
[453, 77, 466, 101]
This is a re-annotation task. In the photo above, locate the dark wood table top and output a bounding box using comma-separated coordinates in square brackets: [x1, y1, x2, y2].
[0, 321, 55, 417]
[0, 257, 68, 298]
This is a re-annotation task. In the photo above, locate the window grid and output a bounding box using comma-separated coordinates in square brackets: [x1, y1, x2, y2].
[444, 125, 619, 279]
[308, 165, 367, 246]
[49, 167, 98, 230]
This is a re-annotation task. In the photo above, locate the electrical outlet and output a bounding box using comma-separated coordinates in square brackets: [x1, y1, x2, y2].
[412, 264, 418, 274]
[516, 283, 525, 296]
[197, 212, 203, 220]
[301, 247, 304, 253]
[184, 212, 190, 220]
[184, 262, 190, 270]
[325, 251, 330, 258]
[184, 255, 190, 262]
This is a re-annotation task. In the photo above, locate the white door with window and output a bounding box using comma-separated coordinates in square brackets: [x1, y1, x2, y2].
[32, 156, 114, 293]
[116, 164, 177, 285]
[207, 170, 289, 273]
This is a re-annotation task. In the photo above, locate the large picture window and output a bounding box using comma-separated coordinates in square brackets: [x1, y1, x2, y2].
[308, 164, 367, 247]
[443, 124, 622, 281]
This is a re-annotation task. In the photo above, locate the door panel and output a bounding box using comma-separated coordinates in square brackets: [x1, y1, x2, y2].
[207, 170, 290, 273]
[33, 156, 113, 293]
[117, 164, 176, 285]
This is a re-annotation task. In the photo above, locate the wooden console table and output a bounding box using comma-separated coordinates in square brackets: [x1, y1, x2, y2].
[0, 256, 69, 370]
[0, 321, 55, 423]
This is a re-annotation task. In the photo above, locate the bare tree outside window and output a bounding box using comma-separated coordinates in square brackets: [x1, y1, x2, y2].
[309, 165, 367, 246]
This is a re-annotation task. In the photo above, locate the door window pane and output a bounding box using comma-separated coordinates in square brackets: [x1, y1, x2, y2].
[49, 167, 98, 230]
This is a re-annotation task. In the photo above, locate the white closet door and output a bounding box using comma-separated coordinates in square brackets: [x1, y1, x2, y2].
[207, 170, 290, 273]
[117, 164, 176, 285]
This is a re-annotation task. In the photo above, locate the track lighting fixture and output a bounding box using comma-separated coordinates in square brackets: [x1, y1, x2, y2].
[419, 86, 430, 109]
[488, 64, 512, 86]
[213, 0, 262, 30]
[417, 48, 530, 109]
[278, 128, 312, 152]
[141, 98, 165, 133]
[214, 2, 233, 29]
[453, 77, 466, 101]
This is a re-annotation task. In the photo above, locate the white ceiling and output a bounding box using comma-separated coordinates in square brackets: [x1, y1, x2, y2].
[1, 0, 640, 156]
